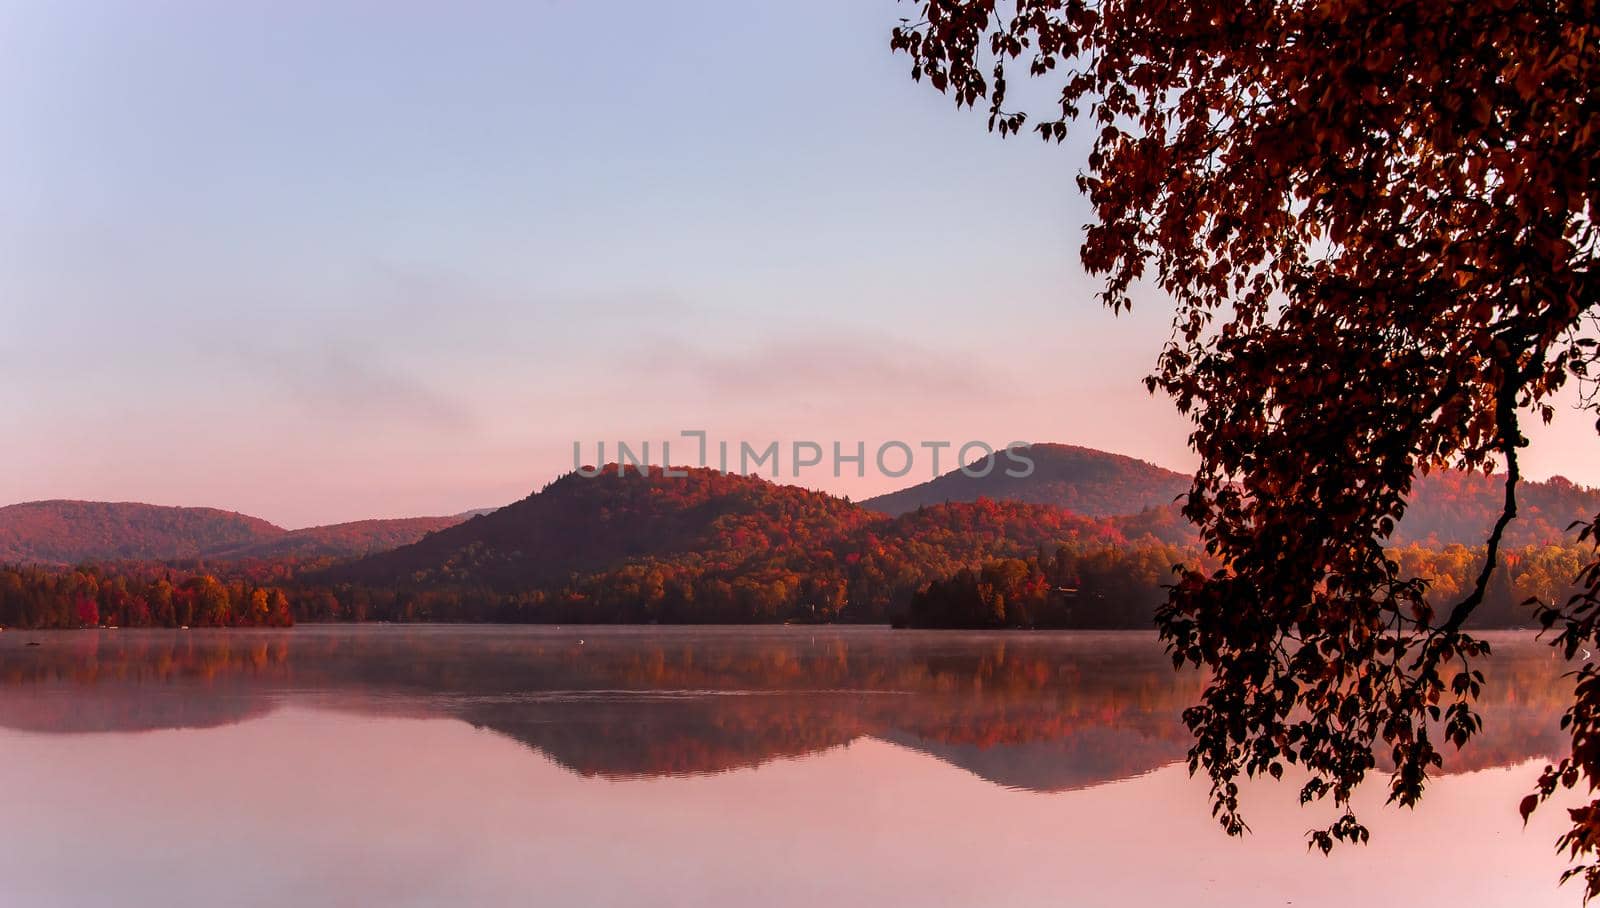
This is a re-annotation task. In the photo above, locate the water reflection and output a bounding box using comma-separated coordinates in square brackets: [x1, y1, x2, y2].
[0, 626, 1572, 790]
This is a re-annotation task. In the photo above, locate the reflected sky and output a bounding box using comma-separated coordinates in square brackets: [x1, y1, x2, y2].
[0, 627, 1584, 906]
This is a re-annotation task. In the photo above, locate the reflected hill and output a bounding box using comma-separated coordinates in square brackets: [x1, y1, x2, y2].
[0, 631, 291, 733]
[469, 692, 870, 778]
[0, 627, 1573, 791]
[883, 727, 1187, 792]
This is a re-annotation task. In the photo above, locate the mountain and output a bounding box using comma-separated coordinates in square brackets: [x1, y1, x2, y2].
[0, 501, 470, 565]
[861, 443, 1190, 518]
[0, 501, 284, 565]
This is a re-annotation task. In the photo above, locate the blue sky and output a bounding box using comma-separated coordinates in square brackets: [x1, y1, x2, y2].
[2, 0, 1593, 526]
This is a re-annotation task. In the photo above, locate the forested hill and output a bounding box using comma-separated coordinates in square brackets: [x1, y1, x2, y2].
[861, 444, 1191, 518]
[328, 466, 880, 590]
[0, 501, 467, 565]
[0, 501, 284, 564]
[1397, 472, 1600, 547]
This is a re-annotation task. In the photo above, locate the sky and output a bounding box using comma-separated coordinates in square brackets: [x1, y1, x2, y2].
[2, 0, 1595, 528]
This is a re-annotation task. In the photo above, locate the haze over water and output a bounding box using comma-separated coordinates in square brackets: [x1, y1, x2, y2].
[0, 627, 1580, 907]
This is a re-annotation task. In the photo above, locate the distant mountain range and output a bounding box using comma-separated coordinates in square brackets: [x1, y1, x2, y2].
[0, 500, 469, 565]
[4, 444, 1597, 573]
[862, 443, 1600, 547]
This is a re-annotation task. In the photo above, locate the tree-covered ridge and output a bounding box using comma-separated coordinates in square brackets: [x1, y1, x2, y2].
[0, 500, 467, 565]
[1395, 471, 1600, 547]
[1041, 472, 1600, 550]
[329, 465, 879, 589]
[0, 500, 284, 564]
[909, 541, 1593, 631]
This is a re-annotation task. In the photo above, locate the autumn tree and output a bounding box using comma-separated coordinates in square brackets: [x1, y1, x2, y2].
[890, 0, 1600, 894]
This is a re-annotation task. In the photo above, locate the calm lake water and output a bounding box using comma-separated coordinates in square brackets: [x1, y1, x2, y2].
[0, 626, 1583, 907]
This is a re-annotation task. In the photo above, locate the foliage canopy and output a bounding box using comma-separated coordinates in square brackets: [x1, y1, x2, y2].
[891, 0, 1600, 893]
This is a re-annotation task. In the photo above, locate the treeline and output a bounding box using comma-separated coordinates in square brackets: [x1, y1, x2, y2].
[906, 541, 1595, 629]
[1392, 541, 1591, 627]
[3, 540, 1587, 629]
[905, 545, 1183, 629]
[0, 565, 294, 629]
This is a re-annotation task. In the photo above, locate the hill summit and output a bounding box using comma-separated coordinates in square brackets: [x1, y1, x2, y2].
[861, 443, 1190, 518]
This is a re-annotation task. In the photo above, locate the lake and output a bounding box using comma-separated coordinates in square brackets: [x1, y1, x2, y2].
[0, 626, 1582, 907]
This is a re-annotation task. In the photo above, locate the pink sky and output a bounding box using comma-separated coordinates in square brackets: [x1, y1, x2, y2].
[2, 1, 1593, 528]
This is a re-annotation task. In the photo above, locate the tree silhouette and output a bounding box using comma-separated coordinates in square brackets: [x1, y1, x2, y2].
[891, 0, 1600, 894]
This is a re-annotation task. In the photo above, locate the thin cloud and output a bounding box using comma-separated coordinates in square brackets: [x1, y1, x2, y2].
[630, 333, 1015, 402]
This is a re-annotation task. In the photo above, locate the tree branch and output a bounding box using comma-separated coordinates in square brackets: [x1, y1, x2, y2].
[1438, 377, 1522, 635]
